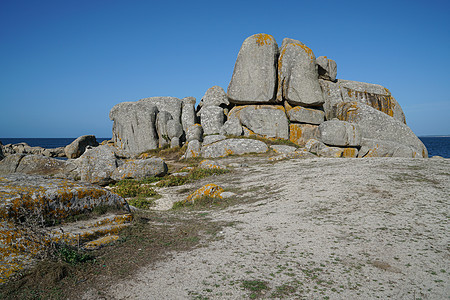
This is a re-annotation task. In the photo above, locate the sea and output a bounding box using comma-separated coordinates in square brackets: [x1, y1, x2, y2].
[0, 137, 449, 158]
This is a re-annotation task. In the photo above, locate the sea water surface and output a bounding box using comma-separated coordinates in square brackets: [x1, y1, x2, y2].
[0, 137, 449, 158]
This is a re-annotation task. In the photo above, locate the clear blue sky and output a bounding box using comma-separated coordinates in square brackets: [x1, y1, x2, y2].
[1, 0, 449, 138]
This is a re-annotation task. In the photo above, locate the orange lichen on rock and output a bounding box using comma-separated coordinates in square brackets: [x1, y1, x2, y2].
[184, 184, 224, 204]
[335, 102, 360, 122]
[254, 33, 274, 46]
[84, 235, 119, 250]
[344, 87, 396, 118]
[342, 148, 358, 158]
[289, 124, 303, 145]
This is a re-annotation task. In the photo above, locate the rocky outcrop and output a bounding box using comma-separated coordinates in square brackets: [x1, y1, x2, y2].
[0, 154, 68, 177]
[0, 142, 4, 161]
[359, 138, 423, 158]
[335, 102, 427, 157]
[221, 118, 243, 136]
[111, 158, 168, 181]
[110, 101, 159, 155]
[186, 124, 203, 142]
[200, 86, 229, 108]
[203, 135, 226, 146]
[228, 105, 289, 139]
[65, 135, 99, 159]
[227, 33, 278, 104]
[201, 138, 268, 158]
[277, 43, 324, 106]
[285, 102, 324, 125]
[316, 56, 337, 82]
[1, 142, 66, 158]
[183, 140, 202, 159]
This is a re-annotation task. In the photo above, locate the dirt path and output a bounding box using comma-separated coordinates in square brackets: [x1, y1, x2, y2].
[85, 157, 449, 299]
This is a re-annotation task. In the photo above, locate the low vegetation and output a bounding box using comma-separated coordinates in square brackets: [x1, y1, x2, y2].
[156, 168, 229, 188]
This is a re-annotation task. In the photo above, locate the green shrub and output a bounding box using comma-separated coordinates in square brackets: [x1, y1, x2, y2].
[58, 246, 93, 265]
[112, 179, 159, 198]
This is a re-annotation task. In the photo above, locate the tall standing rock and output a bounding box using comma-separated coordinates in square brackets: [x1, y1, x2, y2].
[199, 106, 225, 135]
[156, 111, 173, 148]
[109, 101, 158, 155]
[277, 42, 324, 106]
[138, 97, 183, 122]
[227, 33, 279, 104]
[181, 97, 196, 132]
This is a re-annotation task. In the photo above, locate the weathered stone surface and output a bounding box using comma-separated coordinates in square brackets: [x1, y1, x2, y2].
[156, 111, 173, 148]
[289, 124, 320, 147]
[65, 135, 99, 159]
[285, 103, 324, 124]
[203, 135, 226, 146]
[183, 140, 202, 159]
[166, 119, 183, 139]
[316, 56, 337, 81]
[42, 147, 66, 158]
[138, 97, 183, 122]
[222, 118, 243, 136]
[15, 155, 67, 176]
[335, 102, 427, 157]
[110, 101, 159, 155]
[320, 79, 406, 124]
[280, 38, 304, 50]
[198, 160, 227, 170]
[318, 120, 362, 147]
[200, 86, 229, 107]
[170, 137, 180, 148]
[0, 154, 25, 175]
[0, 174, 129, 283]
[199, 106, 225, 135]
[341, 148, 359, 158]
[359, 138, 423, 158]
[277, 43, 324, 106]
[74, 145, 121, 185]
[186, 124, 203, 142]
[201, 138, 268, 158]
[0, 142, 4, 161]
[111, 158, 168, 181]
[228, 105, 289, 139]
[270, 145, 297, 154]
[227, 33, 279, 104]
[181, 97, 196, 132]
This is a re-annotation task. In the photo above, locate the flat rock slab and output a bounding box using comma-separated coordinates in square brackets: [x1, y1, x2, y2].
[201, 138, 268, 158]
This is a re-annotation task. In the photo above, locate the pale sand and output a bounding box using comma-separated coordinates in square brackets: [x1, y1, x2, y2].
[85, 157, 449, 299]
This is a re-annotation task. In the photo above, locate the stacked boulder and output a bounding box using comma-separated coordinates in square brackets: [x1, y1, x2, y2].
[108, 33, 427, 159]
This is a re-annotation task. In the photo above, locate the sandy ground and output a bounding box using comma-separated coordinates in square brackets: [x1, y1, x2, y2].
[84, 157, 449, 299]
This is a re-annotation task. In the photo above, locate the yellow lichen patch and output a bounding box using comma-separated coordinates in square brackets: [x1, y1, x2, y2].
[289, 43, 315, 60]
[344, 87, 396, 118]
[342, 148, 358, 158]
[289, 124, 303, 146]
[84, 235, 119, 250]
[335, 102, 360, 122]
[284, 101, 293, 112]
[254, 33, 274, 46]
[185, 184, 224, 204]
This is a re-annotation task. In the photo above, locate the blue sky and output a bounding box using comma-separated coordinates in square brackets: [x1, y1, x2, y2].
[1, 0, 449, 138]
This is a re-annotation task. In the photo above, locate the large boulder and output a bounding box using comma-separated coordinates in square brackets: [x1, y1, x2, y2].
[64, 135, 99, 159]
[277, 43, 324, 106]
[280, 38, 304, 50]
[166, 119, 183, 140]
[110, 101, 159, 155]
[201, 138, 268, 158]
[111, 158, 168, 181]
[199, 106, 225, 135]
[289, 124, 320, 147]
[203, 135, 226, 146]
[316, 56, 337, 81]
[15, 155, 67, 176]
[200, 86, 229, 108]
[285, 102, 324, 125]
[186, 124, 203, 142]
[221, 118, 243, 136]
[0, 154, 25, 175]
[318, 120, 362, 147]
[227, 33, 279, 104]
[183, 140, 202, 159]
[319, 79, 406, 124]
[181, 97, 196, 132]
[73, 145, 122, 185]
[228, 105, 289, 139]
[335, 102, 427, 157]
[359, 138, 423, 158]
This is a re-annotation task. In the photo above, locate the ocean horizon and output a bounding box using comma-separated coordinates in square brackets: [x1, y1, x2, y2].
[1, 136, 449, 158]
